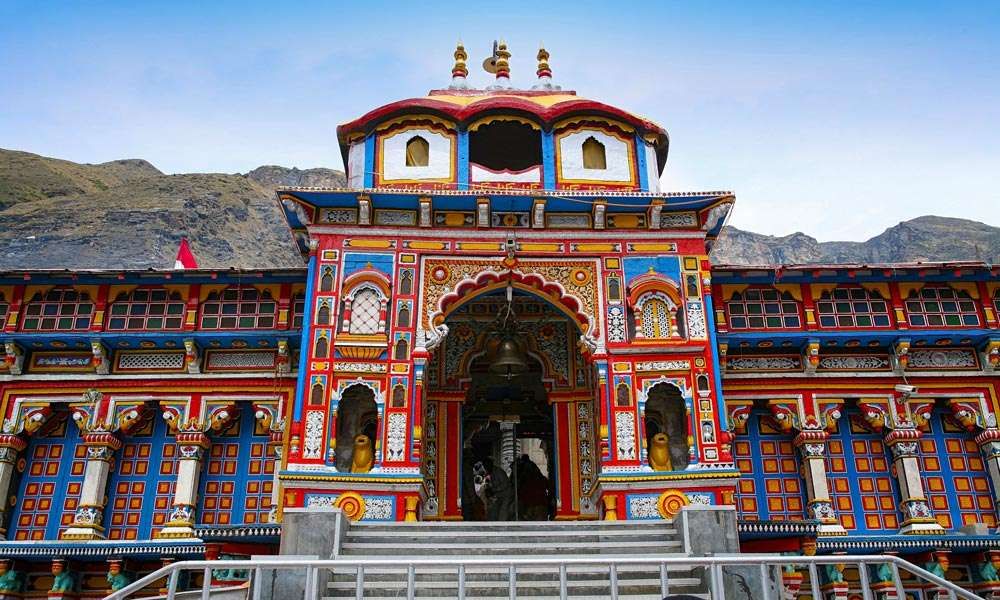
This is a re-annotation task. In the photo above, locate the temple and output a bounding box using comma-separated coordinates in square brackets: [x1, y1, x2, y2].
[1, 43, 999, 598]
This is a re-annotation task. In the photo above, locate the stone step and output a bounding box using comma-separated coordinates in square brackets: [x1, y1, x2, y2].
[348, 526, 679, 538]
[346, 532, 676, 545]
[325, 595, 708, 600]
[327, 565, 701, 582]
[339, 540, 684, 556]
[350, 520, 675, 533]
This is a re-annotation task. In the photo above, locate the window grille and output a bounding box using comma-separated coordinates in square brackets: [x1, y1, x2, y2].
[20, 288, 94, 331]
[906, 287, 979, 327]
[727, 289, 801, 329]
[348, 288, 382, 335]
[200, 287, 277, 330]
[107, 288, 185, 331]
[816, 287, 891, 328]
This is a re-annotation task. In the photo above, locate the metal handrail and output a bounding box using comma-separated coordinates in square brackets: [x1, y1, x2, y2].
[106, 554, 983, 600]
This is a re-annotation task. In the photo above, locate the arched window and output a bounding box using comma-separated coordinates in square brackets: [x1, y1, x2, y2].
[727, 288, 801, 330]
[347, 288, 382, 335]
[310, 383, 324, 406]
[291, 293, 305, 329]
[696, 375, 710, 393]
[816, 287, 891, 328]
[607, 278, 621, 302]
[314, 336, 329, 359]
[391, 385, 406, 408]
[200, 287, 277, 330]
[405, 136, 430, 167]
[20, 288, 94, 331]
[582, 137, 607, 169]
[317, 301, 331, 326]
[399, 270, 413, 295]
[319, 268, 334, 292]
[397, 304, 410, 327]
[905, 286, 980, 327]
[107, 288, 185, 331]
[394, 337, 409, 360]
[641, 298, 673, 339]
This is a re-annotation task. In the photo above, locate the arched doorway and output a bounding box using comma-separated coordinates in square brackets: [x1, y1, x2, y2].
[422, 284, 597, 521]
[334, 384, 378, 472]
[644, 383, 689, 471]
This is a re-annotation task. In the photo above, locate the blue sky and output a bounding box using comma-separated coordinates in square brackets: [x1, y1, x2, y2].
[1, 1, 998, 240]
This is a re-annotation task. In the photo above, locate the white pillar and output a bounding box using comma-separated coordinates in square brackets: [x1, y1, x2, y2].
[61, 433, 121, 540]
[0, 434, 26, 539]
[157, 432, 211, 539]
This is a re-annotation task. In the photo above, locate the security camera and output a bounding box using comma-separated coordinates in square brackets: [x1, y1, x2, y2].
[894, 384, 917, 395]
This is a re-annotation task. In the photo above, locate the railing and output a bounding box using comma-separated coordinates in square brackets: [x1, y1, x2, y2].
[107, 554, 983, 600]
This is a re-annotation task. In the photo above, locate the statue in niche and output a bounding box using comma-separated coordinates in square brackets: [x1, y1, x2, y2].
[335, 384, 378, 472]
[644, 383, 689, 471]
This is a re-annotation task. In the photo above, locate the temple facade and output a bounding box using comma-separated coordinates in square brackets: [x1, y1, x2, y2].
[0, 44, 999, 597]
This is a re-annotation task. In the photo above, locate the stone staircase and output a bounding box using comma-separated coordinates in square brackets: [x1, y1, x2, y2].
[324, 520, 709, 599]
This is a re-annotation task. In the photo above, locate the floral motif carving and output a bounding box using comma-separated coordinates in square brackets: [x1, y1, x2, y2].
[817, 355, 891, 371]
[908, 349, 978, 370]
[386, 413, 407, 462]
[685, 302, 707, 339]
[615, 411, 636, 461]
[607, 305, 627, 343]
[728, 356, 800, 371]
[302, 411, 324, 459]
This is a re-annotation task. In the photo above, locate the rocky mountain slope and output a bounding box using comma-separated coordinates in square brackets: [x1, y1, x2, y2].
[0, 148, 995, 269]
[711, 216, 1000, 265]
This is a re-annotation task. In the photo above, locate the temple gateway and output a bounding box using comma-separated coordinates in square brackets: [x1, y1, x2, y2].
[1, 43, 999, 598]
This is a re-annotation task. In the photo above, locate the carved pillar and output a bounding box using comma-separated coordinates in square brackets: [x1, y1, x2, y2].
[0, 434, 26, 539]
[157, 432, 210, 539]
[976, 428, 1000, 523]
[885, 427, 943, 534]
[793, 429, 847, 535]
[61, 432, 121, 540]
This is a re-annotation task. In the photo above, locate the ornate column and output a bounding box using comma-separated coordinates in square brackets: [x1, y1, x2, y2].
[885, 426, 942, 534]
[768, 401, 847, 535]
[157, 431, 211, 539]
[793, 428, 847, 535]
[0, 434, 26, 539]
[61, 432, 122, 540]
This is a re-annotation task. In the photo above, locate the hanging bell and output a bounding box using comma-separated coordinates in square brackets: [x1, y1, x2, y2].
[490, 337, 528, 377]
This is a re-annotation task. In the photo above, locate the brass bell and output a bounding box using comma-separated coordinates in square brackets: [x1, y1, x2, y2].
[490, 337, 528, 377]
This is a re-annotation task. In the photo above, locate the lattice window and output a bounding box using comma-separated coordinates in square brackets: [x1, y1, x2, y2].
[726, 289, 801, 330]
[348, 288, 382, 335]
[920, 409, 996, 530]
[291, 294, 305, 329]
[199, 407, 273, 525]
[641, 298, 672, 339]
[732, 411, 806, 521]
[11, 424, 86, 540]
[905, 287, 980, 327]
[816, 287, 891, 328]
[20, 288, 94, 331]
[106, 416, 175, 540]
[827, 413, 899, 532]
[199, 287, 277, 330]
[107, 288, 185, 331]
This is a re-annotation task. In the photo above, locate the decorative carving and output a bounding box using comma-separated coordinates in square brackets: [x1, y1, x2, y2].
[817, 355, 891, 371]
[908, 349, 978, 370]
[117, 352, 186, 371]
[727, 356, 800, 371]
[607, 305, 627, 343]
[302, 411, 324, 459]
[656, 490, 690, 519]
[685, 302, 707, 339]
[3, 342, 23, 375]
[627, 495, 659, 519]
[183, 339, 200, 374]
[91, 340, 110, 375]
[386, 413, 407, 462]
[614, 411, 636, 460]
[362, 497, 395, 521]
[635, 360, 690, 372]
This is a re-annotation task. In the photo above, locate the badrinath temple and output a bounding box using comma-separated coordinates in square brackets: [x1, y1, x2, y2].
[0, 44, 998, 598]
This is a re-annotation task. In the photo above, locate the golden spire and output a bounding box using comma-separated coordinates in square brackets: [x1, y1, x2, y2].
[495, 39, 511, 80]
[536, 45, 551, 79]
[452, 42, 468, 79]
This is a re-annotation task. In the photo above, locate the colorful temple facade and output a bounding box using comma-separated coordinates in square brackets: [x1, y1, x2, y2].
[1, 44, 999, 597]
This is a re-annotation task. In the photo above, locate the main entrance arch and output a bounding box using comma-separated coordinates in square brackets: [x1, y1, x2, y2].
[419, 279, 599, 521]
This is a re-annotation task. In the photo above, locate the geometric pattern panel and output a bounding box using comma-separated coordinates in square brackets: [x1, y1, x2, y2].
[198, 405, 273, 526]
[106, 417, 174, 540]
[827, 413, 900, 532]
[920, 409, 996, 530]
[11, 424, 86, 540]
[733, 411, 806, 521]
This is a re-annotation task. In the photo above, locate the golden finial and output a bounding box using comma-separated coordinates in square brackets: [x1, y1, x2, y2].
[452, 41, 468, 79]
[536, 45, 551, 79]
[495, 39, 511, 80]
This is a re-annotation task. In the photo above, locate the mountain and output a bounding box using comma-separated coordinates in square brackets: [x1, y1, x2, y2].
[710, 216, 1000, 266]
[1, 148, 996, 270]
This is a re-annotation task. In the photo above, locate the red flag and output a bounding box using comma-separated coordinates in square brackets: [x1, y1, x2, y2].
[174, 237, 198, 270]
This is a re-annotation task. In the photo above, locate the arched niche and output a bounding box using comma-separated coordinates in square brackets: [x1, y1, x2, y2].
[644, 382, 689, 471]
[335, 384, 379, 472]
